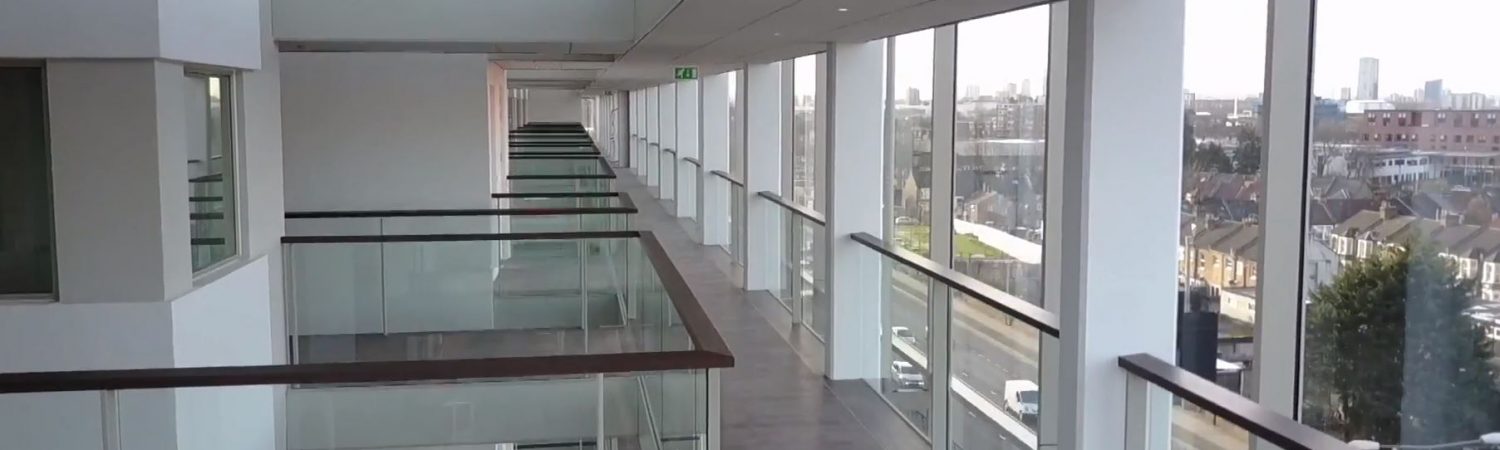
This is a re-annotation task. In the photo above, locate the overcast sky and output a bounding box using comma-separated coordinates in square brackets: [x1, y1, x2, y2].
[882, 0, 1498, 101]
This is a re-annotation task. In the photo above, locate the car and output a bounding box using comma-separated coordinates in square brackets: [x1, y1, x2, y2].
[1003, 379, 1040, 419]
[890, 360, 926, 391]
[892, 326, 917, 344]
[895, 216, 917, 225]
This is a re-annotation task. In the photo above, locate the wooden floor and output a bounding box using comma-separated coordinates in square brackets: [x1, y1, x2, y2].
[615, 167, 930, 450]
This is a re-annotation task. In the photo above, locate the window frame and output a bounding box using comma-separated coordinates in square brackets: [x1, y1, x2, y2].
[0, 60, 59, 301]
[183, 67, 244, 278]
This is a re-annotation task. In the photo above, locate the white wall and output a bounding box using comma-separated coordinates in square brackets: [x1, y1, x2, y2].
[526, 89, 583, 124]
[272, 0, 633, 44]
[282, 53, 492, 211]
[0, 0, 261, 68]
[171, 257, 277, 450]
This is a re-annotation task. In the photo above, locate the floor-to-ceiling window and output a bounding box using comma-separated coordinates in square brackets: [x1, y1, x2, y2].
[882, 28, 937, 437]
[792, 54, 819, 209]
[951, 6, 1050, 448]
[0, 64, 54, 298]
[186, 71, 238, 272]
[1300, 1, 1500, 446]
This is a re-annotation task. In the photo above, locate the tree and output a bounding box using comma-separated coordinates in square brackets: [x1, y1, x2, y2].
[1183, 110, 1197, 168]
[1303, 243, 1500, 445]
[1231, 127, 1262, 174]
[1194, 142, 1235, 173]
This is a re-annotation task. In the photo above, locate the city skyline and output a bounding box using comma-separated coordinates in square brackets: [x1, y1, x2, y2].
[885, 0, 1500, 103]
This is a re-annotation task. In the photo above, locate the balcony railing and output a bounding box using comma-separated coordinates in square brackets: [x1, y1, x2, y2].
[285, 193, 636, 236]
[711, 170, 746, 268]
[0, 229, 730, 450]
[757, 191, 828, 339]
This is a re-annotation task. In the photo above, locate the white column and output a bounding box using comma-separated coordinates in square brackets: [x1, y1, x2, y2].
[1056, 0, 1185, 448]
[676, 79, 700, 218]
[49, 60, 193, 303]
[745, 61, 784, 291]
[646, 86, 659, 187]
[702, 73, 731, 246]
[1253, 0, 1314, 419]
[660, 83, 677, 200]
[1040, 2, 1069, 446]
[826, 39, 886, 380]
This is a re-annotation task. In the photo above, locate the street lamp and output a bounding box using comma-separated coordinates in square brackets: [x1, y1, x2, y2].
[1350, 432, 1500, 449]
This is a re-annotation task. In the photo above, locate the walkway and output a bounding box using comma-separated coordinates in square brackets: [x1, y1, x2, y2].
[613, 167, 928, 450]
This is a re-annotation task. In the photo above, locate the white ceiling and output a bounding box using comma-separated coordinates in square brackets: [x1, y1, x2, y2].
[588, 0, 1051, 90]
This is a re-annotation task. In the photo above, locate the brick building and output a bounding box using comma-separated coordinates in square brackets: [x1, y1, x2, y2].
[1360, 109, 1500, 152]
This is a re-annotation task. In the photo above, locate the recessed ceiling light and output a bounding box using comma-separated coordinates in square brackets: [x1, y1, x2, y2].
[837, 7, 849, 12]
[773, 32, 782, 36]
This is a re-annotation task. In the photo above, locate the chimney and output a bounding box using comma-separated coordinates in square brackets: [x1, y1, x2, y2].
[1379, 201, 1399, 220]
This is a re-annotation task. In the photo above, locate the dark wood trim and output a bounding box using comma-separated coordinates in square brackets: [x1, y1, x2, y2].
[710, 170, 744, 187]
[850, 232, 1061, 336]
[0, 350, 731, 394]
[281, 230, 640, 244]
[189, 173, 224, 183]
[1117, 354, 1354, 450]
[663, 147, 677, 155]
[285, 205, 636, 219]
[507, 174, 616, 180]
[509, 153, 602, 158]
[636, 231, 733, 360]
[189, 196, 224, 202]
[491, 192, 621, 199]
[190, 212, 224, 220]
[756, 191, 826, 226]
[683, 157, 702, 167]
[190, 237, 227, 246]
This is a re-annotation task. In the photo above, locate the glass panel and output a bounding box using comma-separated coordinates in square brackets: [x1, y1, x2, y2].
[870, 247, 935, 437]
[0, 66, 54, 296]
[890, 29, 936, 258]
[287, 237, 661, 362]
[950, 291, 1048, 449]
[1176, 0, 1267, 396]
[187, 73, 237, 271]
[508, 178, 614, 193]
[494, 195, 623, 209]
[953, 7, 1048, 308]
[805, 222, 829, 339]
[1137, 385, 1251, 450]
[792, 55, 819, 209]
[773, 206, 797, 312]
[510, 158, 607, 176]
[1300, 1, 1500, 446]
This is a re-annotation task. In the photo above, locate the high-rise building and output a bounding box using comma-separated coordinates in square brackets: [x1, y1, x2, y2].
[906, 87, 922, 105]
[964, 84, 981, 100]
[1340, 87, 1352, 101]
[1424, 79, 1445, 108]
[1357, 57, 1380, 100]
[1021, 79, 1032, 97]
[1005, 82, 1018, 98]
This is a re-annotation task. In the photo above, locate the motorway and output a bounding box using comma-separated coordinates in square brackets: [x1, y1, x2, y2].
[885, 267, 1044, 450]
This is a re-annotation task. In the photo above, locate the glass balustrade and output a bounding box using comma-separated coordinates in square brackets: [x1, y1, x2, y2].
[0, 369, 713, 450]
[284, 234, 686, 363]
[510, 158, 611, 177]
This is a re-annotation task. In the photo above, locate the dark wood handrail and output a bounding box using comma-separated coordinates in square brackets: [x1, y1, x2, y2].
[282, 230, 639, 244]
[508, 174, 615, 180]
[663, 147, 677, 155]
[683, 157, 702, 167]
[0, 230, 734, 395]
[0, 350, 730, 394]
[1118, 354, 1355, 450]
[849, 232, 1061, 336]
[509, 153, 604, 159]
[289, 194, 634, 219]
[710, 170, 744, 187]
[756, 191, 826, 226]
[491, 192, 620, 199]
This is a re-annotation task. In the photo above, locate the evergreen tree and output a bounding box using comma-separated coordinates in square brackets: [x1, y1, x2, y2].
[1303, 243, 1500, 444]
[1232, 127, 1262, 174]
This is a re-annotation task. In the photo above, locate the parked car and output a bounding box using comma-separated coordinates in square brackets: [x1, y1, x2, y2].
[890, 360, 926, 391]
[892, 326, 917, 344]
[1003, 379, 1040, 418]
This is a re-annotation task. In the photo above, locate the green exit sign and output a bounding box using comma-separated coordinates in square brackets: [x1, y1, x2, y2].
[674, 67, 699, 80]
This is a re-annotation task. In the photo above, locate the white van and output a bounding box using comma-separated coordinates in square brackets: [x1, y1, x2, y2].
[1003, 380, 1040, 418]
